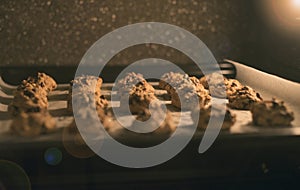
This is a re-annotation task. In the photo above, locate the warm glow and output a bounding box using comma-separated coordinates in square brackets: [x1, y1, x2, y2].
[293, 0, 300, 7]
[258, 0, 300, 35]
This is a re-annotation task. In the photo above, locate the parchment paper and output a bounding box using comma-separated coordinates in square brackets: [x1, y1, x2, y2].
[0, 61, 300, 143]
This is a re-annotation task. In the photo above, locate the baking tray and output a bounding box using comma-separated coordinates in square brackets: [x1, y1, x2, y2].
[1, 60, 300, 189]
[0, 60, 299, 144]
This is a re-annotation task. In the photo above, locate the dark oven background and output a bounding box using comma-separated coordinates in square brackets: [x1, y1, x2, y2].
[0, 0, 300, 83]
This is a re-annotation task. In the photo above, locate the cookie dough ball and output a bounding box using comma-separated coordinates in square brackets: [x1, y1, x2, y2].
[36, 72, 57, 92]
[71, 75, 103, 95]
[200, 73, 241, 98]
[225, 79, 243, 94]
[251, 99, 294, 126]
[96, 95, 109, 109]
[199, 72, 226, 89]
[115, 73, 156, 114]
[171, 82, 211, 110]
[115, 72, 154, 94]
[192, 104, 236, 130]
[159, 72, 190, 94]
[189, 76, 204, 89]
[9, 81, 48, 115]
[159, 72, 178, 90]
[10, 111, 56, 137]
[67, 76, 106, 112]
[26, 73, 57, 92]
[227, 86, 263, 110]
[120, 84, 157, 114]
[69, 91, 108, 115]
[159, 72, 211, 109]
[171, 83, 198, 110]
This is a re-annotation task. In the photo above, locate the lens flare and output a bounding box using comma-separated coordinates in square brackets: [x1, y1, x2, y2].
[44, 147, 63, 166]
[0, 160, 31, 190]
[62, 126, 96, 159]
[293, 0, 300, 6]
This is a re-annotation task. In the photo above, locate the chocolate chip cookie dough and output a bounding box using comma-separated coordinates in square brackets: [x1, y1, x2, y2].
[116, 72, 156, 114]
[35, 72, 57, 92]
[199, 73, 242, 98]
[9, 73, 57, 136]
[67, 75, 108, 112]
[251, 99, 294, 126]
[9, 81, 48, 115]
[159, 72, 211, 110]
[227, 86, 262, 110]
[171, 81, 211, 110]
[67, 75, 109, 142]
[192, 104, 236, 130]
[159, 72, 190, 95]
[126, 84, 157, 114]
[199, 72, 226, 89]
[115, 72, 154, 94]
[199, 73, 263, 109]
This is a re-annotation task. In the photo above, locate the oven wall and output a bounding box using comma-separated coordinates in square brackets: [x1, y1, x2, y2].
[0, 0, 299, 82]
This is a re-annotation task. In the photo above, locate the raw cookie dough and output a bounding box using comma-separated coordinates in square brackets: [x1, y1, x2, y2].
[34, 72, 57, 92]
[116, 72, 156, 114]
[120, 83, 157, 114]
[225, 79, 243, 94]
[67, 75, 107, 112]
[199, 72, 226, 89]
[159, 72, 211, 109]
[26, 72, 57, 92]
[159, 72, 190, 95]
[227, 86, 262, 110]
[171, 82, 211, 110]
[199, 73, 242, 98]
[251, 99, 294, 126]
[199, 73, 262, 109]
[192, 104, 236, 130]
[9, 73, 57, 136]
[115, 72, 154, 94]
[9, 81, 48, 115]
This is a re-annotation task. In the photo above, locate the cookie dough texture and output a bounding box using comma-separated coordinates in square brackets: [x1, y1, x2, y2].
[115, 72, 154, 94]
[116, 72, 156, 114]
[199, 73, 242, 98]
[251, 99, 294, 126]
[170, 83, 198, 109]
[67, 76, 109, 139]
[159, 72, 190, 94]
[126, 85, 157, 114]
[225, 79, 243, 94]
[227, 86, 262, 110]
[192, 104, 236, 130]
[9, 81, 48, 115]
[35, 72, 57, 92]
[67, 75, 107, 112]
[159, 72, 211, 109]
[199, 72, 226, 89]
[9, 73, 57, 137]
[199, 73, 263, 110]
